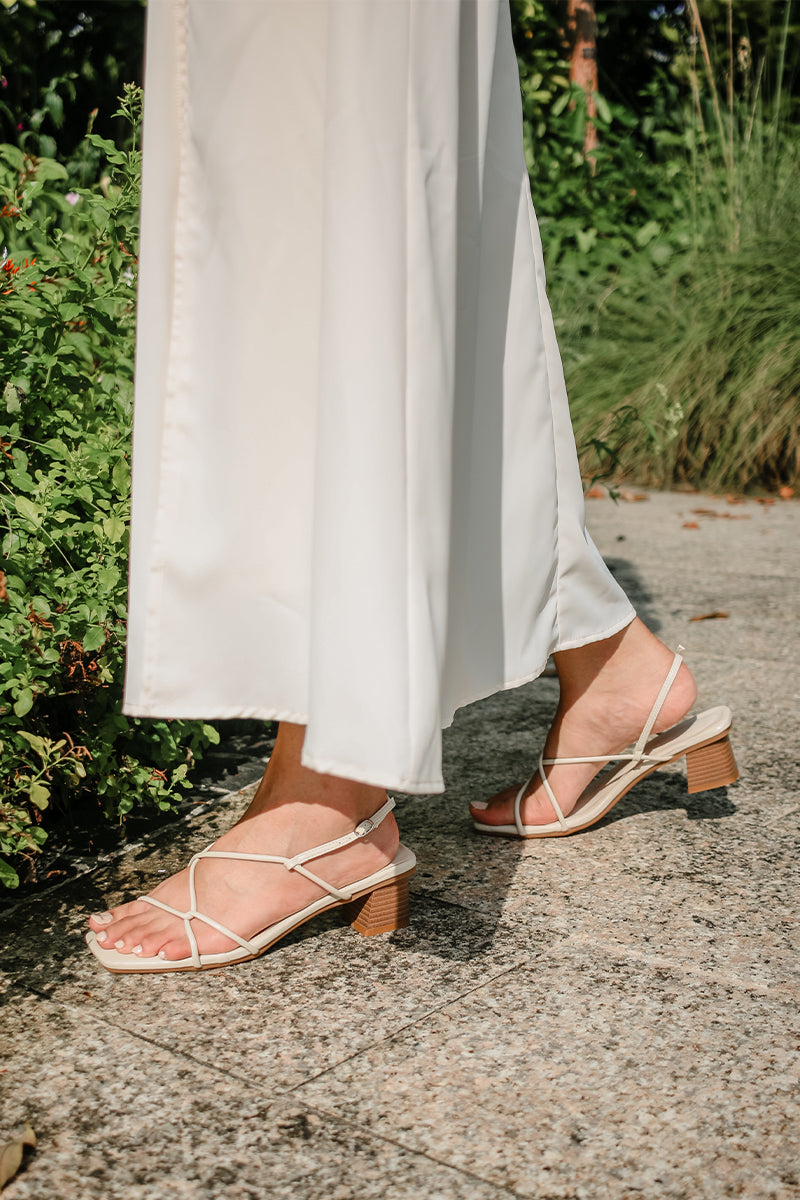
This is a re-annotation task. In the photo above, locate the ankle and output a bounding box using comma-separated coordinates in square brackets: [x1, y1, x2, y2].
[257, 721, 387, 825]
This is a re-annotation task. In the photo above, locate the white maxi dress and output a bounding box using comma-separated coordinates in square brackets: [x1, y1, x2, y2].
[124, 0, 635, 793]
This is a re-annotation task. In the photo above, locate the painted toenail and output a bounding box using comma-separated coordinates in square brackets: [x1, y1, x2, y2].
[96, 931, 108, 943]
[94, 912, 113, 924]
[132, 945, 143, 955]
[114, 939, 125, 950]
[471, 800, 488, 810]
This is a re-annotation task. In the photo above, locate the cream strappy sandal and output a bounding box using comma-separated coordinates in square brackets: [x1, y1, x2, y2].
[472, 650, 738, 838]
[86, 797, 415, 973]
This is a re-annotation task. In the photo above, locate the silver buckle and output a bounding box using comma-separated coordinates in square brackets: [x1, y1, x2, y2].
[355, 818, 374, 837]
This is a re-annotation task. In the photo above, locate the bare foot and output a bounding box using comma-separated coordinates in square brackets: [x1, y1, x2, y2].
[87, 724, 398, 961]
[470, 619, 697, 828]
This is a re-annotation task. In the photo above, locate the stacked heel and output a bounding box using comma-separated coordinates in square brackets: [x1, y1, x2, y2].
[685, 734, 739, 794]
[344, 875, 411, 937]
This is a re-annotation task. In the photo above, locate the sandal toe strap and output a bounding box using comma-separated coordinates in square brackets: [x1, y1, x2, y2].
[136, 796, 398, 965]
[514, 752, 568, 834]
[140, 894, 257, 967]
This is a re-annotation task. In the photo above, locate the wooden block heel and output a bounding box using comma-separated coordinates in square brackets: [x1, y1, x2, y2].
[685, 734, 739, 794]
[345, 874, 412, 937]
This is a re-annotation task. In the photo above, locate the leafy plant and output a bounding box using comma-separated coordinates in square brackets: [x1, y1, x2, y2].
[558, 2, 800, 492]
[0, 85, 219, 889]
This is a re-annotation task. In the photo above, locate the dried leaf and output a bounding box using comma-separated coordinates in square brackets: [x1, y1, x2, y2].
[690, 508, 750, 520]
[682, 521, 699, 529]
[756, 497, 775, 506]
[689, 611, 730, 622]
[620, 490, 648, 502]
[0, 571, 7, 603]
[779, 486, 794, 500]
[585, 485, 606, 499]
[725, 494, 745, 505]
[0, 1124, 36, 1190]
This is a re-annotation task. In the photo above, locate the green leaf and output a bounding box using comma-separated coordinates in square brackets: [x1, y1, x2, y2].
[0, 858, 19, 889]
[202, 723, 221, 745]
[13, 689, 34, 718]
[17, 731, 48, 759]
[28, 781, 50, 810]
[102, 514, 126, 542]
[96, 565, 120, 591]
[3, 382, 21, 414]
[635, 220, 660, 248]
[13, 496, 43, 526]
[111, 458, 131, 494]
[31, 597, 51, 620]
[31, 157, 67, 182]
[576, 228, 597, 254]
[83, 626, 106, 653]
[649, 241, 672, 266]
[595, 93, 612, 125]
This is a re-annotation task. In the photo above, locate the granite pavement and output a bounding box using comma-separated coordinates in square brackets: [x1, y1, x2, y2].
[1, 490, 798, 1199]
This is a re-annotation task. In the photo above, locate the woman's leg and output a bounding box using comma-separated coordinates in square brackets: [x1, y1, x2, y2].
[87, 723, 399, 962]
[470, 618, 698, 827]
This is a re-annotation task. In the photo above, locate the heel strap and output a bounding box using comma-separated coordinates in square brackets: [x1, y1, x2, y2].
[631, 648, 684, 758]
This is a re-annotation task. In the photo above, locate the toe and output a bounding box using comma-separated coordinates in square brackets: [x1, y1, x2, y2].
[470, 784, 517, 825]
[157, 937, 193, 962]
[88, 911, 114, 930]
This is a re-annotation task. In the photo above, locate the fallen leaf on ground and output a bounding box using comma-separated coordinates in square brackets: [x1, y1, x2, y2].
[690, 508, 750, 520]
[585, 485, 606, 499]
[0, 1124, 36, 1190]
[779, 486, 794, 500]
[682, 521, 699, 529]
[756, 497, 775, 506]
[689, 611, 730, 622]
[0, 572, 7, 603]
[620, 490, 648, 502]
[725, 495, 746, 505]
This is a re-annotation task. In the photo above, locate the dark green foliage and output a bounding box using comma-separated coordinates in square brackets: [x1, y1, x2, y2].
[0, 86, 218, 888]
[511, 0, 800, 491]
[0, 0, 145, 180]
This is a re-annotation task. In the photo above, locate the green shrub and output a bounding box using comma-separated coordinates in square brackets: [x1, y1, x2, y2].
[0, 85, 218, 889]
[562, 125, 800, 492]
[549, 2, 800, 491]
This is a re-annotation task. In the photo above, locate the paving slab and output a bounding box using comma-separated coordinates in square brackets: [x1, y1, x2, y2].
[298, 944, 800, 1200]
[0, 991, 513, 1200]
[1, 490, 798, 1199]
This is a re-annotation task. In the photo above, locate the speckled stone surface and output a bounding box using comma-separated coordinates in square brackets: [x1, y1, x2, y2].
[0, 992, 512, 1200]
[1, 491, 798, 1199]
[298, 944, 800, 1199]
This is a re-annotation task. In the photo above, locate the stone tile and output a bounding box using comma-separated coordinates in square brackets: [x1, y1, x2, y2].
[298, 944, 800, 1199]
[0, 992, 512, 1200]
[404, 783, 799, 997]
[1, 841, 548, 1095]
[586, 491, 800, 665]
[586, 491, 800, 581]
